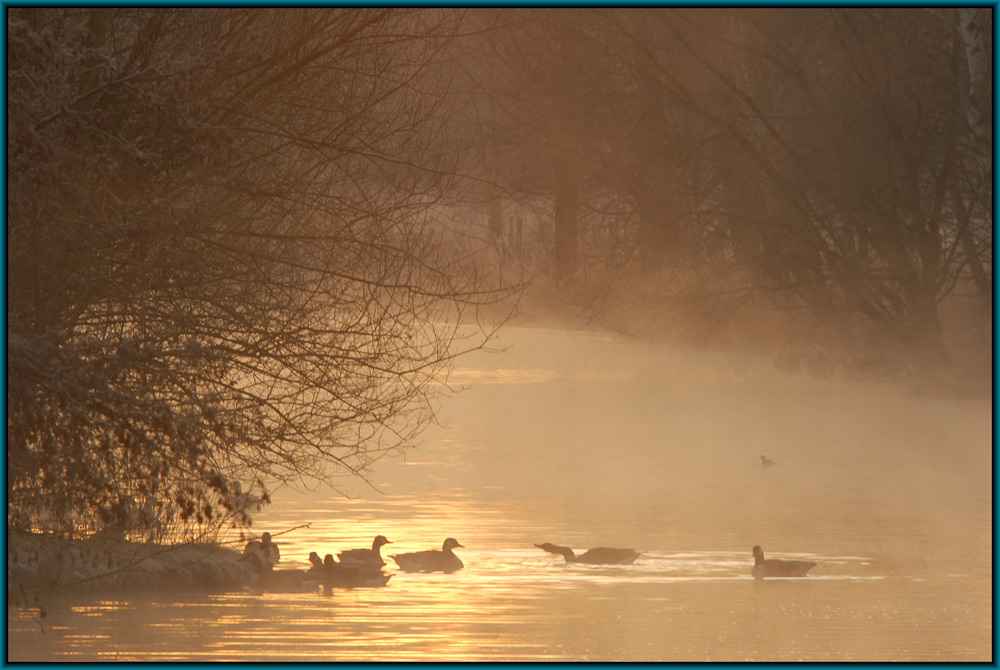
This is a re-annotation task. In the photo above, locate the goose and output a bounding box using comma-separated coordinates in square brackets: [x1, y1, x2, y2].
[321, 554, 392, 588]
[306, 551, 325, 578]
[243, 532, 280, 568]
[391, 538, 464, 573]
[337, 535, 392, 568]
[759, 455, 776, 467]
[243, 552, 307, 592]
[535, 543, 640, 565]
[751, 545, 817, 579]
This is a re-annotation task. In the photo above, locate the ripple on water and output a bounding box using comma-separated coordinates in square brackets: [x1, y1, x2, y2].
[8, 328, 990, 661]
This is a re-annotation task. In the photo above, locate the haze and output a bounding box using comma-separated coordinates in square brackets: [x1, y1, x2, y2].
[7, 7, 991, 662]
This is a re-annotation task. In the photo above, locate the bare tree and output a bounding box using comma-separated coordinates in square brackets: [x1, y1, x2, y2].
[460, 10, 616, 279]
[8, 8, 517, 540]
[461, 9, 990, 370]
[604, 9, 991, 369]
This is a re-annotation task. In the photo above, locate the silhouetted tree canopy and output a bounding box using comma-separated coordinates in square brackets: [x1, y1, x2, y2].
[7, 8, 991, 540]
[8, 8, 514, 539]
[456, 8, 990, 371]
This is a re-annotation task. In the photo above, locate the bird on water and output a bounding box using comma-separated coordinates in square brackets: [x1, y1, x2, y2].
[337, 535, 392, 568]
[760, 455, 776, 467]
[391, 538, 465, 573]
[243, 532, 280, 567]
[321, 553, 392, 588]
[306, 551, 324, 577]
[535, 543, 641, 565]
[751, 545, 817, 579]
[243, 552, 306, 592]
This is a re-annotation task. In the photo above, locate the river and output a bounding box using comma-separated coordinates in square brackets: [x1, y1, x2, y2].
[7, 326, 992, 661]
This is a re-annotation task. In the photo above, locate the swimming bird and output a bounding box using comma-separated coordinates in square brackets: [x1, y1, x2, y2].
[760, 455, 775, 467]
[321, 554, 392, 588]
[243, 532, 280, 568]
[243, 552, 307, 592]
[337, 535, 392, 568]
[391, 538, 464, 573]
[306, 551, 325, 577]
[535, 543, 641, 565]
[751, 545, 817, 579]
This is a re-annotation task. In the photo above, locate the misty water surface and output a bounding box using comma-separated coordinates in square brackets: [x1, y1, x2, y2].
[7, 326, 991, 661]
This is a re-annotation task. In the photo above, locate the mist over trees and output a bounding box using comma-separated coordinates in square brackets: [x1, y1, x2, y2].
[8, 8, 514, 540]
[8, 8, 990, 540]
[458, 8, 990, 375]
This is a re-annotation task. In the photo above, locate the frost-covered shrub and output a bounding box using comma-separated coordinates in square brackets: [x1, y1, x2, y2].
[8, 9, 512, 540]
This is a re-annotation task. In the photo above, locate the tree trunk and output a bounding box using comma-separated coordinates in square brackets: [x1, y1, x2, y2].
[903, 283, 951, 372]
[635, 183, 670, 266]
[553, 152, 578, 278]
[951, 184, 991, 298]
[959, 9, 989, 152]
[487, 190, 504, 240]
[484, 137, 504, 241]
[957, 8, 992, 298]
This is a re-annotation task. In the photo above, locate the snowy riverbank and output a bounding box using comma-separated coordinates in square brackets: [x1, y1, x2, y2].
[8, 530, 252, 606]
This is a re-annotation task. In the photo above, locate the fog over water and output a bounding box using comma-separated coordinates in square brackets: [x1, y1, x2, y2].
[7, 7, 992, 663]
[9, 326, 991, 661]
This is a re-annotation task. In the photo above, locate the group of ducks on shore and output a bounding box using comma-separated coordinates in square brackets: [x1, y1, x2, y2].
[242, 532, 817, 592]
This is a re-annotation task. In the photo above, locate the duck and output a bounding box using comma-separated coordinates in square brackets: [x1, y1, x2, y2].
[306, 551, 325, 578]
[243, 552, 308, 592]
[751, 545, 817, 579]
[391, 538, 464, 573]
[321, 554, 392, 588]
[535, 543, 641, 565]
[337, 535, 392, 568]
[759, 455, 776, 467]
[243, 532, 280, 568]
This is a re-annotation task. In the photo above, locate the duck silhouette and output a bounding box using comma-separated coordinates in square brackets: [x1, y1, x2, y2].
[535, 543, 641, 565]
[391, 538, 464, 573]
[759, 455, 776, 467]
[321, 554, 392, 588]
[337, 535, 392, 568]
[243, 552, 306, 592]
[306, 552, 325, 577]
[751, 545, 817, 579]
[243, 532, 280, 567]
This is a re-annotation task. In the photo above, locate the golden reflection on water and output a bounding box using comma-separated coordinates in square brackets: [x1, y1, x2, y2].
[7, 327, 991, 661]
[9, 510, 986, 662]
